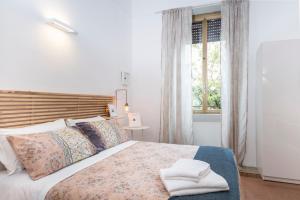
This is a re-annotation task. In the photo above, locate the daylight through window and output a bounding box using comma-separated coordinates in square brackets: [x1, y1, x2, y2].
[192, 12, 221, 114]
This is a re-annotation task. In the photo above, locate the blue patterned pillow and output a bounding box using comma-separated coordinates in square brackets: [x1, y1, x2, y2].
[76, 121, 120, 149]
[76, 123, 106, 152]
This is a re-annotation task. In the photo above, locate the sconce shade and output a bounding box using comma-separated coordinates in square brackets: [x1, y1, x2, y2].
[47, 19, 77, 34]
[116, 89, 130, 113]
[124, 102, 129, 112]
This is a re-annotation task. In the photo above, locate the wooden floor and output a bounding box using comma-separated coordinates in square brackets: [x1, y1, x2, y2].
[240, 176, 300, 200]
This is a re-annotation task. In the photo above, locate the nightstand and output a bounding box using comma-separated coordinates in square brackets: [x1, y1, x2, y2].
[122, 126, 149, 140]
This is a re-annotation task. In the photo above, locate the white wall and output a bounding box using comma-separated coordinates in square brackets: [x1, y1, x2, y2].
[246, 0, 300, 167]
[193, 122, 221, 146]
[130, 0, 300, 167]
[0, 0, 132, 96]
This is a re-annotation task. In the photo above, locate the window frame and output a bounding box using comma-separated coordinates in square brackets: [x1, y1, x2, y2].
[192, 12, 222, 115]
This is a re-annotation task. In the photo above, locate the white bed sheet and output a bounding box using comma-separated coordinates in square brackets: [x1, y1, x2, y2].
[0, 141, 137, 200]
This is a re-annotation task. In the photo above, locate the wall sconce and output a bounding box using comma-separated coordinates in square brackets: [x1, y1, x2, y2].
[116, 89, 129, 113]
[46, 19, 77, 34]
[124, 102, 129, 112]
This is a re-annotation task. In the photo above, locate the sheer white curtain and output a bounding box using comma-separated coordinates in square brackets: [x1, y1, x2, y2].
[160, 7, 193, 145]
[221, 0, 249, 165]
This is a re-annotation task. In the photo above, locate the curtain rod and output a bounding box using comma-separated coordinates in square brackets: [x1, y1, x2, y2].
[155, 2, 221, 14]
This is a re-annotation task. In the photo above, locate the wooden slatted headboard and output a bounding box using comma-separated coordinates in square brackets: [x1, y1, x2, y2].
[0, 90, 113, 128]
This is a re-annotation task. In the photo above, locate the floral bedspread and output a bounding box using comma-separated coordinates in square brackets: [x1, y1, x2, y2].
[45, 142, 198, 200]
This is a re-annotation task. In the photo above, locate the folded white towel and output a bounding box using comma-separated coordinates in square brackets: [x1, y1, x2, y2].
[161, 170, 229, 192]
[160, 159, 211, 182]
[160, 169, 229, 196]
[160, 168, 211, 182]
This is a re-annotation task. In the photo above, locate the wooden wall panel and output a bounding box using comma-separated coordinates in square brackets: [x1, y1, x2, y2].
[0, 90, 113, 128]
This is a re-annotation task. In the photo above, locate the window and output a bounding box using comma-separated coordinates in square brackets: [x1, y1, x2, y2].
[192, 12, 221, 114]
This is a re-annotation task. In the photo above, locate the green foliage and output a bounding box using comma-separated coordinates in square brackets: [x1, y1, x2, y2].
[192, 42, 221, 111]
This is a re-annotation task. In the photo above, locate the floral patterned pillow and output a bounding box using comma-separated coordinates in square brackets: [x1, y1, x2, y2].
[7, 127, 97, 180]
[76, 121, 120, 149]
[107, 120, 129, 143]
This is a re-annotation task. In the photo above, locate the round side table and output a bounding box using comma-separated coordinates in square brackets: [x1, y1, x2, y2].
[122, 126, 149, 140]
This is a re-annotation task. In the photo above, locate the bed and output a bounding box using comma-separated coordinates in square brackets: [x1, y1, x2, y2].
[0, 90, 240, 200]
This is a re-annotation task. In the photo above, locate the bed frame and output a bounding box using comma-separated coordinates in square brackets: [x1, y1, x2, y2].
[0, 90, 113, 128]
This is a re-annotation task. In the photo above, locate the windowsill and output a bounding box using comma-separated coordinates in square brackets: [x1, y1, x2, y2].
[193, 113, 221, 122]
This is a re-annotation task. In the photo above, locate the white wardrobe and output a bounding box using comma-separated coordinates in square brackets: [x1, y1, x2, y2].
[256, 39, 300, 184]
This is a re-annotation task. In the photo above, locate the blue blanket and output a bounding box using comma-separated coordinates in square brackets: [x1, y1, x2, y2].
[169, 146, 240, 200]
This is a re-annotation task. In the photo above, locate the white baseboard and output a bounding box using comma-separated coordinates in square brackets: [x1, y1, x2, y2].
[262, 176, 300, 185]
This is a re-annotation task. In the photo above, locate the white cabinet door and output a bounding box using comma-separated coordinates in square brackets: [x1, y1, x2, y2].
[257, 39, 300, 183]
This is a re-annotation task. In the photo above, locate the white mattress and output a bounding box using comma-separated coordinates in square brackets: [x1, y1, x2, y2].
[0, 141, 137, 200]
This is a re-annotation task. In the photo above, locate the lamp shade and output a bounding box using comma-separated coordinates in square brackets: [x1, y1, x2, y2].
[124, 102, 129, 112]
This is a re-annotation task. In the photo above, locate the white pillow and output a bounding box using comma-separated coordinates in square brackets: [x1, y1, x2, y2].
[0, 119, 66, 175]
[66, 116, 106, 126]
